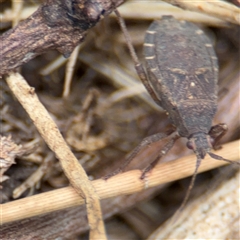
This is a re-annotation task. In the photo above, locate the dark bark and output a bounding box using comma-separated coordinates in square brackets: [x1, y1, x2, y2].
[0, 0, 124, 76]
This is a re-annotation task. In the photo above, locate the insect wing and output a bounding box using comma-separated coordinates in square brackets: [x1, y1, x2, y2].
[144, 16, 218, 104]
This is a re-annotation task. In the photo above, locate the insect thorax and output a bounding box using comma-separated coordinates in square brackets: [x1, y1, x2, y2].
[168, 99, 217, 138]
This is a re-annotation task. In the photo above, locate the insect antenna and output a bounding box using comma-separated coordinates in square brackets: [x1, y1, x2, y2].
[171, 151, 239, 224]
[171, 155, 202, 224]
[114, 10, 139, 65]
[114, 9, 162, 106]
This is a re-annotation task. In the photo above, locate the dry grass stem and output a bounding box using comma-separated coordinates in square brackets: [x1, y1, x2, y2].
[114, 1, 233, 27]
[1, 139, 239, 224]
[63, 44, 82, 98]
[11, 0, 24, 27]
[12, 152, 54, 199]
[79, 52, 159, 110]
[0, 6, 37, 23]
[164, 0, 240, 25]
[5, 72, 107, 240]
[39, 55, 67, 75]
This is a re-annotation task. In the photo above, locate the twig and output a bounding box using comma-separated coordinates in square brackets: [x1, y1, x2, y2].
[0, 0, 124, 76]
[12, 152, 55, 199]
[5, 72, 107, 239]
[1, 139, 239, 224]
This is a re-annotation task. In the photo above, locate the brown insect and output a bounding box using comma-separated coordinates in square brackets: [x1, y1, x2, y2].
[108, 11, 239, 212]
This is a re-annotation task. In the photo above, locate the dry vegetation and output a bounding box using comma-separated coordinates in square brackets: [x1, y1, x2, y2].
[0, 0, 239, 239]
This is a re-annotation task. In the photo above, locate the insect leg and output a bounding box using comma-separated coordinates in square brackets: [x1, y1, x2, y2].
[114, 10, 162, 106]
[104, 129, 176, 180]
[208, 125, 240, 165]
[208, 123, 228, 150]
[141, 134, 180, 179]
[170, 155, 203, 224]
[208, 152, 240, 165]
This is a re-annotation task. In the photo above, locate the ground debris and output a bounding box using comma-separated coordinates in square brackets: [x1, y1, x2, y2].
[0, 135, 24, 183]
[0, 1, 239, 239]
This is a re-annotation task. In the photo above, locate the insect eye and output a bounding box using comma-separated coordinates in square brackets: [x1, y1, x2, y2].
[186, 140, 195, 150]
[209, 137, 215, 147]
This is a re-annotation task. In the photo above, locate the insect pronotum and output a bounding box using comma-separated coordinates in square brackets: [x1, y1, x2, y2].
[110, 11, 240, 215]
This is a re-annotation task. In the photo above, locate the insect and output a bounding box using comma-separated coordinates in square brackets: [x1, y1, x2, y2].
[110, 11, 239, 212]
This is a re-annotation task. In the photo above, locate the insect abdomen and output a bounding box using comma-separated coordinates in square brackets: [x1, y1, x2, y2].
[144, 16, 218, 106]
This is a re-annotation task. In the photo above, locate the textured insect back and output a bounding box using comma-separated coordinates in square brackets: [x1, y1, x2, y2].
[144, 16, 219, 138]
[144, 16, 219, 99]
